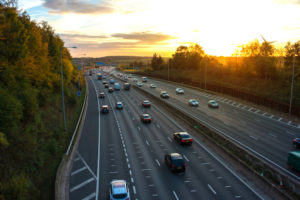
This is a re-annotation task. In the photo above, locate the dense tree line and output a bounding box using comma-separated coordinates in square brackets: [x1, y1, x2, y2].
[149, 40, 300, 105]
[0, 3, 82, 199]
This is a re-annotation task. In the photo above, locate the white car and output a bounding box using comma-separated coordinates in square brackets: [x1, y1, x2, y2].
[109, 180, 130, 200]
[176, 88, 184, 94]
[133, 78, 138, 82]
[208, 100, 219, 108]
[150, 84, 156, 88]
[188, 99, 199, 107]
[137, 82, 143, 87]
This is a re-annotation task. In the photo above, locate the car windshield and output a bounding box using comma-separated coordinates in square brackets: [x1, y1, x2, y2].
[144, 115, 150, 119]
[172, 158, 185, 166]
[181, 134, 190, 139]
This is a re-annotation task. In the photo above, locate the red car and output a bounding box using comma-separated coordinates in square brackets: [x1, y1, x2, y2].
[293, 138, 300, 149]
[140, 114, 152, 123]
[142, 100, 151, 107]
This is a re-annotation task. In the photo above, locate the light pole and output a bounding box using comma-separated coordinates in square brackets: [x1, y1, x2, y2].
[60, 46, 77, 131]
[289, 49, 296, 116]
[204, 56, 207, 90]
[168, 60, 170, 81]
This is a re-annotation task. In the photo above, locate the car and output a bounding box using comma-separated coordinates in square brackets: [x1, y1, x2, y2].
[165, 153, 186, 173]
[137, 82, 143, 87]
[109, 180, 130, 200]
[142, 100, 151, 107]
[89, 70, 93, 76]
[101, 105, 109, 113]
[287, 151, 300, 172]
[99, 92, 105, 98]
[173, 132, 193, 145]
[108, 87, 114, 93]
[133, 78, 138, 82]
[116, 102, 123, 109]
[140, 114, 152, 123]
[208, 100, 219, 108]
[142, 77, 147, 82]
[109, 79, 115, 84]
[293, 138, 300, 149]
[160, 91, 169, 99]
[150, 84, 156, 88]
[114, 83, 121, 90]
[104, 83, 109, 88]
[102, 80, 107, 85]
[188, 99, 199, 107]
[176, 88, 184, 94]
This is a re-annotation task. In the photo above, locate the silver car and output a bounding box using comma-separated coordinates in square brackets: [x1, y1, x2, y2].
[150, 84, 156, 88]
[109, 180, 130, 200]
[176, 88, 184, 94]
[188, 99, 199, 107]
[208, 100, 219, 108]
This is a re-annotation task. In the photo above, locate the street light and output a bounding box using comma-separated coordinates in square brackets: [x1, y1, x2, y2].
[289, 49, 296, 116]
[60, 46, 77, 131]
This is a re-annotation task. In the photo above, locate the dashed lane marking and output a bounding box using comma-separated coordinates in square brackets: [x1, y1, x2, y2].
[208, 184, 217, 195]
[183, 154, 190, 162]
[173, 191, 179, 200]
[167, 137, 172, 142]
[155, 159, 160, 167]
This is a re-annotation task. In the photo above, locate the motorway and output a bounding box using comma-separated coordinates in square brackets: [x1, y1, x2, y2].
[68, 71, 267, 200]
[124, 74, 300, 180]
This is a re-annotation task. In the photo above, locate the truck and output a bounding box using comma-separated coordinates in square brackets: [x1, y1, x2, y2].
[288, 151, 300, 171]
[114, 83, 120, 91]
[97, 73, 102, 80]
[124, 82, 131, 90]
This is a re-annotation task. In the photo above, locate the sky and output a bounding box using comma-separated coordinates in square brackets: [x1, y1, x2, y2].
[18, 0, 300, 57]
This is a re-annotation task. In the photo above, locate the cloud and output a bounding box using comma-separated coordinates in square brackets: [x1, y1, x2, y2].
[59, 33, 108, 39]
[275, 0, 300, 5]
[111, 32, 176, 43]
[43, 0, 114, 14]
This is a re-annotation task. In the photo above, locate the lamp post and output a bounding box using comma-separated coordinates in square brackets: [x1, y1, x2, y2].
[60, 46, 77, 131]
[289, 49, 296, 116]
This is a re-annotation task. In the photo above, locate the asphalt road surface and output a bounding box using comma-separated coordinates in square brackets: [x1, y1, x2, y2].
[68, 72, 268, 200]
[124, 74, 300, 181]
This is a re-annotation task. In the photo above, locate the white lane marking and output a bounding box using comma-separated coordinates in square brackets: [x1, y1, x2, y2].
[242, 105, 247, 109]
[145, 176, 151, 178]
[74, 157, 80, 162]
[190, 190, 196, 193]
[184, 180, 191, 183]
[209, 169, 215, 172]
[183, 154, 190, 162]
[71, 166, 87, 176]
[167, 137, 172, 142]
[202, 162, 209, 165]
[76, 152, 97, 179]
[82, 192, 96, 200]
[152, 194, 159, 197]
[155, 159, 161, 167]
[129, 170, 132, 175]
[255, 110, 260, 113]
[126, 158, 129, 163]
[109, 171, 118, 174]
[249, 135, 258, 140]
[235, 195, 242, 198]
[262, 112, 267, 116]
[128, 164, 131, 168]
[208, 184, 217, 195]
[133, 185, 136, 194]
[286, 131, 295, 135]
[248, 108, 252, 111]
[217, 177, 223, 179]
[131, 178, 134, 183]
[288, 121, 292, 125]
[225, 185, 231, 188]
[141, 168, 152, 171]
[70, 178, 95, 193]
[172, 191, 179, 200]
[268, 133, 277, 138]
[132, 118, 135, 121]
[156, 124, 160, 128]
[269, 115, 274, 118]
[90, 78, 101, 199]
[137, 126, 140, 131]
[148, 184, 154, 187]
[278, 117, 282, 121]
[146, 140, 149, 146]
[110, 165, 117, 167]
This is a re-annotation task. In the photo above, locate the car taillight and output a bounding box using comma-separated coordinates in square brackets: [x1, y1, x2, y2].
[184, 163, 186, 167]
[293, 139, 296, 142]
[189, 139, 193, 142]
[181, 139, 185, 142]
[171, 164, 175, 168]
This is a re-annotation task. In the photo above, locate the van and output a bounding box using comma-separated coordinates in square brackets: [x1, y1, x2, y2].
[287, 151, 300, 171]
[114, 83, 120, 91]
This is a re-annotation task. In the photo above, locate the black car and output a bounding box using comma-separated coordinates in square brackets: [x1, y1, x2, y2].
[101, 105, 109, 113]
[102, 80, 107, 85]
[104, 84, 109, 88]
[99, 92, 105, 98]
[293, 138, 300, 149]
[165, 153, 186, 173]
[173, 132, 193, 146]
[108, 87, 114, 93]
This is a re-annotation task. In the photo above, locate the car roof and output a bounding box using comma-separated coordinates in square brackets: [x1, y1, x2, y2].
[176, 132, 190, 136]
[169, 153, 183, 159]
[142, 114, 150, 117]
[111, 180, 127, 194]
[144, 100, 149, 103]
[117, 102, 122, 104]
[209, 100, 216, 103]
[102, 105, 108, 108]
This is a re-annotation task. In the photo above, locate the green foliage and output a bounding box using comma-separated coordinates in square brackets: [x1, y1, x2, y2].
[0, 3, 84, 199]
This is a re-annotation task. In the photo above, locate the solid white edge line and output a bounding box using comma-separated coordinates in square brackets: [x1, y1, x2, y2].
[77, 152, 97, 179]
[90, 78, 101, 200]
[133, 185, 136, 194]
